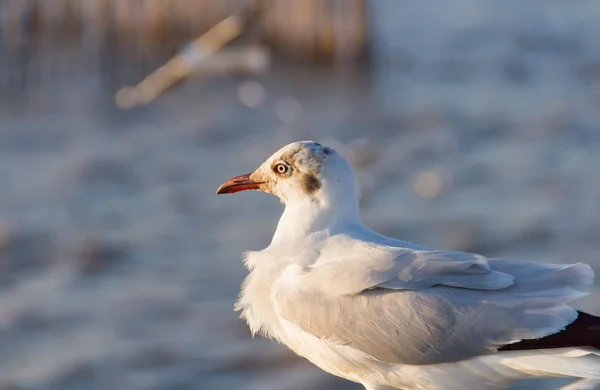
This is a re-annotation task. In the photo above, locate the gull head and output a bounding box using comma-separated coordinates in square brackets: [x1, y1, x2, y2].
[216, 141, 359, 210]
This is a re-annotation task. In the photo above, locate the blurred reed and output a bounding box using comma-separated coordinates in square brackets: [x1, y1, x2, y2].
[0, 0, 370, 94]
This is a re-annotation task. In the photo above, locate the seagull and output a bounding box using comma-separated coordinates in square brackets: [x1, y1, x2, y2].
[216, 141, 600, 390]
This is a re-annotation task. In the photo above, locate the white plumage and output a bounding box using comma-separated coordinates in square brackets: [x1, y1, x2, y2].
[217, 141, 600, 390]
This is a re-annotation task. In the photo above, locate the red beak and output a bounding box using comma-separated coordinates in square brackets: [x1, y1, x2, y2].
[216, 173, 263, 194]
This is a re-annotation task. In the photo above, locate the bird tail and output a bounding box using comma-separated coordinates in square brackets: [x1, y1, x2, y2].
[496, 347, 600, 379]
[459, 348, 600, 389]
[392, 347, 600, 390]
[499, 311, 600, 352]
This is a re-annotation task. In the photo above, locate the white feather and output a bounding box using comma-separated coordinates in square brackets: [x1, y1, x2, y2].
[228, 141, 600, 390]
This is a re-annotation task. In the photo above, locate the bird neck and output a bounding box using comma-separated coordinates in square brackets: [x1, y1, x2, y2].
[271, 195, 361, 243]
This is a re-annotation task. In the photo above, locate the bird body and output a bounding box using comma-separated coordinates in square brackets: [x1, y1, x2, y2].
[217, 141, 600, 390]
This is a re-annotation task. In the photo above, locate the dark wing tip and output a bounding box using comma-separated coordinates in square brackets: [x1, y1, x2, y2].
[499, 311, 600, 352]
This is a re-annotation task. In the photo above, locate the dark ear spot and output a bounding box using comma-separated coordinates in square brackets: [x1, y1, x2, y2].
[300, 173, 321, 194]
[323, 147, 332, 155]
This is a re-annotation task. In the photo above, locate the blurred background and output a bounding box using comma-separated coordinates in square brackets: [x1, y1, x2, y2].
[0, 1, 600, 389]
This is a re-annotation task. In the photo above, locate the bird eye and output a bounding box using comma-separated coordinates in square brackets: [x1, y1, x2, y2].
[273, 162, 292, 176]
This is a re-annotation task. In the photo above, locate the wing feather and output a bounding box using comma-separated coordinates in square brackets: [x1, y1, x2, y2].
[307, 242, 515, 296]
[274, 243, 594, 365]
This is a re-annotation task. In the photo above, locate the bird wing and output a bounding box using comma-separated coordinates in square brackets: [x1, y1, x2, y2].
[274, 242, 594, 365]
[299, 245, 516, 296]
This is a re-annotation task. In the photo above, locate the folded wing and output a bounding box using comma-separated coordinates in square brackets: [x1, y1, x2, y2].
[274, 244, 594, 365]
